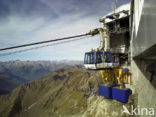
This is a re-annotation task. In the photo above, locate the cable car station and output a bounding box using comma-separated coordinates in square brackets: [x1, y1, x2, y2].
[84, 3, 132, 103]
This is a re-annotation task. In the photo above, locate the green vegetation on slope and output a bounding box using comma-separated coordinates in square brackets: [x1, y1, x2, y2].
[0, 66, 136, 117]
[0, 72, 27, 94]
[0, 66, 98, 117]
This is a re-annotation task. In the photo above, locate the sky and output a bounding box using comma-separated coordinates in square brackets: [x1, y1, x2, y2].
[0, 0, 130, 61]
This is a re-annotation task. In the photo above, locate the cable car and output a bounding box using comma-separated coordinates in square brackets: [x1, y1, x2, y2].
[84, 51, 119, 70]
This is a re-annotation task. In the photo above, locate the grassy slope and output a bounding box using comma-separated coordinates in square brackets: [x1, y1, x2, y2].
[0, 66, 136, 117]
[0, 66, 99, 117]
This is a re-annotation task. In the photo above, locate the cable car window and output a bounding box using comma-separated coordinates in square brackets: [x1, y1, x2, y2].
[96, 53, 102, 63]
[89, 53, 94, 64]
[105, 53, 111, 63]
[84, 53, 94, 64]
[101, 53, 105, 62]
[84, 54, 88, 64]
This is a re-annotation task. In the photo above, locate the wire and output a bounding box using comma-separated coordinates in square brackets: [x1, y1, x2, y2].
[0, 33, 89, 51]
[0, 35, 92, 57]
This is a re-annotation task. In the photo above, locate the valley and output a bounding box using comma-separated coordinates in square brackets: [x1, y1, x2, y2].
[0, 66, 135, 117]
[0, 60, 82, 95]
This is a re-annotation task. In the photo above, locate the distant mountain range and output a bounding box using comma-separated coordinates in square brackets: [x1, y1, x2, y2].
[0, 60, 82, 94]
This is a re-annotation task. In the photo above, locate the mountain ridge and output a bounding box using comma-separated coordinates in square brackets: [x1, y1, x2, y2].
[0, 60, 83, 81]
[0, 60, 82, 95]
[0, 66, 135, 117]
[0, 66, 98, 117]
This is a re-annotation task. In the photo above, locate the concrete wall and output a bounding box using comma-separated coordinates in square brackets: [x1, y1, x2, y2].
[131, 60, 156, 116]
[131, 0, 156, 116]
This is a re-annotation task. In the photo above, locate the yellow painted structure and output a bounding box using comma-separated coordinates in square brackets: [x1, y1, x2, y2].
[100, 69, 132, 89]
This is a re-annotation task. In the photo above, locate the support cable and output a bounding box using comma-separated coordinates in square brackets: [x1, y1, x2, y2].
[0, 33, 89, 51]
[0, 35, 92, 57]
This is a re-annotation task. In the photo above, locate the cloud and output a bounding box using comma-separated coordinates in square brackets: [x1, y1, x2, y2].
[0, 0, 130, 61]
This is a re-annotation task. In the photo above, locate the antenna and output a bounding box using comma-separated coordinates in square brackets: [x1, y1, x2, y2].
[112, 0, 118, 14]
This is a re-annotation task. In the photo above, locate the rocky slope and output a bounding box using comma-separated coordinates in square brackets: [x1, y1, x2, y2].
[0, 66, 136, 117]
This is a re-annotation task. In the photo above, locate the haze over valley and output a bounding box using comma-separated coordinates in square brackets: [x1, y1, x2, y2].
[0, 60, 82, 94]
